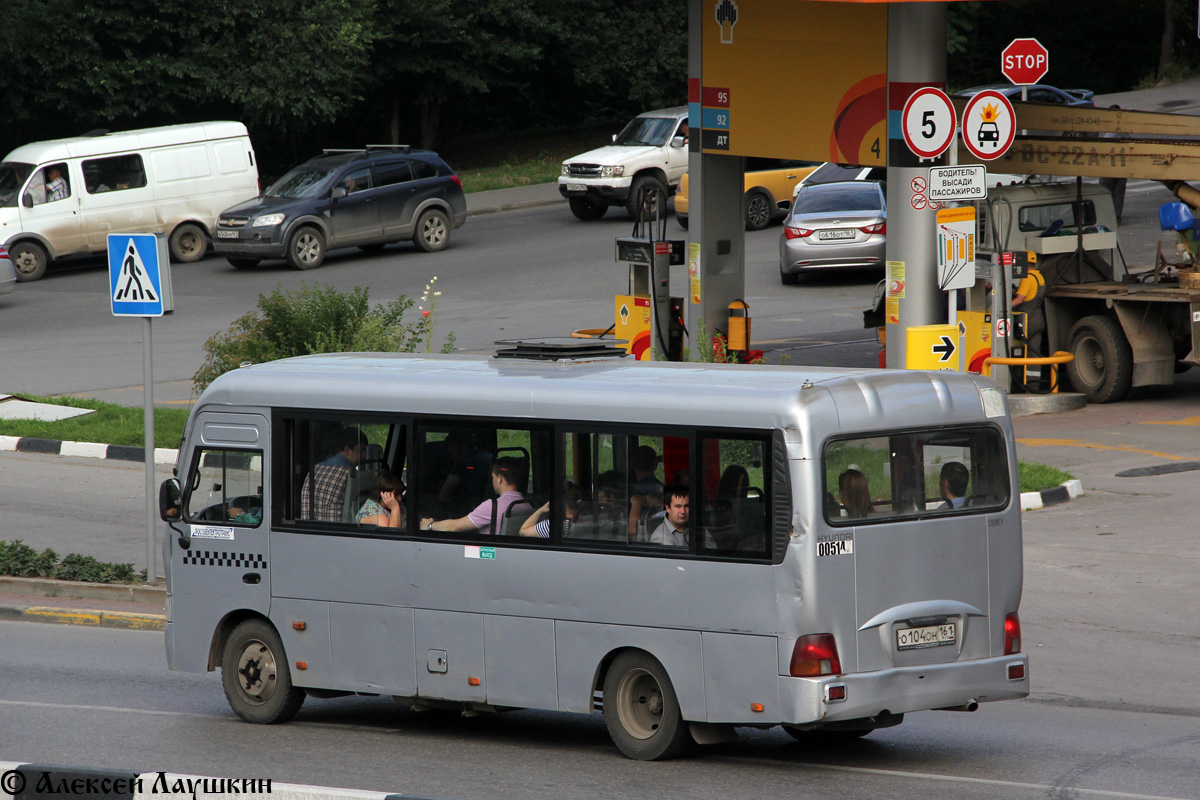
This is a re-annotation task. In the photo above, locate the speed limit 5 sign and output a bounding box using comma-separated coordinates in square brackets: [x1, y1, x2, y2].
[901, 87, 956, 159]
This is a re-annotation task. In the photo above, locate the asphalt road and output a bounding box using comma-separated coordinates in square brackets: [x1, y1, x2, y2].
[1, 621, 1197, 800]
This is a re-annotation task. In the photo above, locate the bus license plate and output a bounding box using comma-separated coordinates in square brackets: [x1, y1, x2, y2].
[566, 183, 587, 192]
[818, 229, 855, 240]
[216, 230, 239, 239]
[896, 624, 956, 651]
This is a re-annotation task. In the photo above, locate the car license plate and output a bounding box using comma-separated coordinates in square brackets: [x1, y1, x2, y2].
[896, 623, 956, 651]
[818, 229, 855, 240]
[566, 183, 587, 192]
[216, 230, 239, 239]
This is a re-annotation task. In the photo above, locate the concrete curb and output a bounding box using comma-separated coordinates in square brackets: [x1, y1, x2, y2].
[1021, 479, 1084, 511]
[0, 435, 177, 464]
[0, 605, 165, 631]
[0, 576, 165, 603]
[0, 762, 455, 800]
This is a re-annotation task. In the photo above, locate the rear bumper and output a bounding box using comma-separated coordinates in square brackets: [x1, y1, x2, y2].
[780, 653, 1029, 725]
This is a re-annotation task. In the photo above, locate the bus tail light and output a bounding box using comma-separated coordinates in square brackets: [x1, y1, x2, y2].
[1004, 613, 1021, 655]
[790, 634, 841, 677]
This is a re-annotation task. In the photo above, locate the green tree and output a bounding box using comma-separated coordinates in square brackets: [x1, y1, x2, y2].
[372, 0, 554, 149]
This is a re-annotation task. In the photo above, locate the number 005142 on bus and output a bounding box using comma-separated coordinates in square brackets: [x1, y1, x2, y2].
[158, 349, 1028, 761]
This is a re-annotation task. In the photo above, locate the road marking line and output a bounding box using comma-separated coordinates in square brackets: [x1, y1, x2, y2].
[0, 699, 204, 718]
[1016, 438, 1182, 460]
[1141, 415, 1200, 426]
[718, 755, 1195, 800]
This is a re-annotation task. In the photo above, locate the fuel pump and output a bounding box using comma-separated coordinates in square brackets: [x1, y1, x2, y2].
[613, 185, 685, 360]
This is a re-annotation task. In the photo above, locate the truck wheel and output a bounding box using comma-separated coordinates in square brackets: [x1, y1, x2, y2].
[221, 619, 305, 724]
[626, 176, 668, 222]
[745, 190, 773, 231]
[10, 241, 48, 282]
[287, 226, 325, 270]
[569, 197, 607, 221]
[413, 209, 450, 252]
[169, 223, 207, 263]
[602, 651, 691, 760]
[1066, 315, 1133, 403]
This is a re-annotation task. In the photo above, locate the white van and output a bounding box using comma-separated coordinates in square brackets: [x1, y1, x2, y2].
[0, 121, 258, 281]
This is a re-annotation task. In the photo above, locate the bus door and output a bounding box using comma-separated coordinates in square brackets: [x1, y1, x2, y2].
[823, 426, 1010, 674]
[171, 411, 271, 665]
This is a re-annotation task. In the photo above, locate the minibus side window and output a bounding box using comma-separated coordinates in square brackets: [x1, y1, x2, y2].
[561, 430, 691, 549]
[415, 423, 551, 539]
[82, 154, 147, 194]
[184, 449, 263, 526]
[699, 437, 770, 557]
[285, 417, 404, 530]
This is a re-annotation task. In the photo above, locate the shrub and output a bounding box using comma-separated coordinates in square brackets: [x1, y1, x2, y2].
[0, 540, 58, 578]
[55, 554, 139, 584]
[192, 281, 455, 393]
[0, 540, 147, 584]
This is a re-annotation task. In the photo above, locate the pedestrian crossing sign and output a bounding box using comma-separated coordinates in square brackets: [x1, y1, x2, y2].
[108, 233, 173, 317]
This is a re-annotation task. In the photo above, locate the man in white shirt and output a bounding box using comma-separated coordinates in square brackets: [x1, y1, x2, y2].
[650, 485, 690, 547]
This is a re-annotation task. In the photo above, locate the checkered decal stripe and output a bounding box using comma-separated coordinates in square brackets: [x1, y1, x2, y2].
[183, 550, 267, 568]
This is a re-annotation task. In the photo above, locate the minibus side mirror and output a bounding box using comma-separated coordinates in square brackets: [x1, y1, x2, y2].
[159, 478, 190, 549]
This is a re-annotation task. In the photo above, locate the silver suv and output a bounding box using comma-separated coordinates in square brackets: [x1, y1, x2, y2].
[558, 107, 689, 221]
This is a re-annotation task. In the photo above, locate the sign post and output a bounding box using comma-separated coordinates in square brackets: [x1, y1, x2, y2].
[109, 233, 173, 583]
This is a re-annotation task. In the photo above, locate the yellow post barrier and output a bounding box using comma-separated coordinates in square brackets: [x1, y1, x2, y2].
[982, 351, 1074, 393]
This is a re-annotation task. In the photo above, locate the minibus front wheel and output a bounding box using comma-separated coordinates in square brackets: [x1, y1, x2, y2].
[603, 651, 691, 760]
[10, 241, 47, 282]
[221, 618, 305, 724]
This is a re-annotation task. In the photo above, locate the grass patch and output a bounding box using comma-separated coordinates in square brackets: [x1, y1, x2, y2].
[456, 154, 566, 193]
[0, 394, 188, 449]
[444, 124, 621, 194]
[1019, 461, 1074, 494]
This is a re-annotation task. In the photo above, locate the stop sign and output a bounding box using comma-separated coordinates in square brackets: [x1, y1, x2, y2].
[1002, 38, 1049, 85]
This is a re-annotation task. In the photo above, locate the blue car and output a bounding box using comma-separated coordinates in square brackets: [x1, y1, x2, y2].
[956, 84, 1094, 107]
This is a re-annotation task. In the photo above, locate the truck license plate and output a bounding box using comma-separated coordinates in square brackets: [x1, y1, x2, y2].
[896, 624, 956, 651]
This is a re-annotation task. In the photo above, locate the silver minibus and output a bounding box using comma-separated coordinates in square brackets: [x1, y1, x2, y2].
[160, 351, 1028, 760]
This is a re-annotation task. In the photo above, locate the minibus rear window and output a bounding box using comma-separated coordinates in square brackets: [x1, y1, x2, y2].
[823, 426, 1009, 524]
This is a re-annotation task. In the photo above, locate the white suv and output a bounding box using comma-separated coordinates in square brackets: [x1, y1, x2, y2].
[558, 107, 689, 221]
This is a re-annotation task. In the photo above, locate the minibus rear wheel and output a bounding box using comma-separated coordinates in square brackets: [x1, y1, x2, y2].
[221, 618, 305, 724]
[603, 651, 692, 760]
[169, 223, 207, 263]
[10, 241, 47, 282]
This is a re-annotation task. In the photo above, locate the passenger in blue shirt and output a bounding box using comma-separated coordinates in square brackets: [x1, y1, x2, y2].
[938, 462, 969, 510]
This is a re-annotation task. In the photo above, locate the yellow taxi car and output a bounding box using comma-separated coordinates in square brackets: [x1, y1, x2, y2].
[675, 158, 819, 231]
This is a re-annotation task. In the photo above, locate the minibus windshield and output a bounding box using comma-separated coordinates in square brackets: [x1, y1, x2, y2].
[0, 162, 34, 207]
